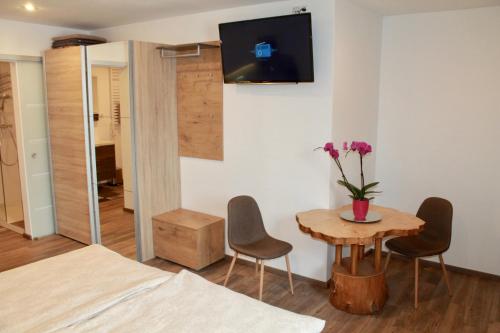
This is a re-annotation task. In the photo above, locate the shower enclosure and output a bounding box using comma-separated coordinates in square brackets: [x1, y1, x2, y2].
[0, 62, 24, 231]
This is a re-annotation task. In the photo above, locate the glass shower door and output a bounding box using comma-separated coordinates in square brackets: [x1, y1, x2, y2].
[0, 162, 5, 223]
[0, 61, 24, 230]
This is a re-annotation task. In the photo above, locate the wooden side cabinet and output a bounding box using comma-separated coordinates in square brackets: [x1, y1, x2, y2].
[95, 143, 116, 183]
[152, 208, 225, 270]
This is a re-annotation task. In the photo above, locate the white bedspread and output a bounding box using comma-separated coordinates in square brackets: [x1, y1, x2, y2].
[63, 269, 325, 333]
[0, 245, 325, 333]
[0, 245, 173, 333]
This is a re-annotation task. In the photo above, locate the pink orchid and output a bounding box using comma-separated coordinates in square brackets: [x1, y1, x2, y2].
[323, 142, 339, 160]
[317, 140, 380, 202]
[351, 141, 372, 156]
[323, 142, 334, 152]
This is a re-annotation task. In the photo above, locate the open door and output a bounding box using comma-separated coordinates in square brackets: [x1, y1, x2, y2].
[11, 60, 56, 238]
[44, 46, 96, 244]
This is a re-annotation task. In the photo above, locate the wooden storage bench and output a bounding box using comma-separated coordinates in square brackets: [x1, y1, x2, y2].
[152, 208, 225, 270]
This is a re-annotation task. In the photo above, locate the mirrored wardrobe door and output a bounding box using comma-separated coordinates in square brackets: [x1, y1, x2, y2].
[86, 42, 137, 259]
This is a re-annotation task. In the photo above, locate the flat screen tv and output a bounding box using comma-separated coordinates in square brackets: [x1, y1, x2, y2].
[218, 13, 314, 84]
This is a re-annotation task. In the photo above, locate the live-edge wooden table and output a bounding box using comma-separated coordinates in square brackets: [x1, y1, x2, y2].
[296, 205, 424, 315]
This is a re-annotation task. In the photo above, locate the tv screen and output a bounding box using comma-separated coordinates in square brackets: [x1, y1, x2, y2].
[218, 13, 314, 84]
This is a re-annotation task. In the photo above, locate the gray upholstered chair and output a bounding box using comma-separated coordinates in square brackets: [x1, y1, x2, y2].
[384, 197, 453, 308]
[223, 195, 294, 301]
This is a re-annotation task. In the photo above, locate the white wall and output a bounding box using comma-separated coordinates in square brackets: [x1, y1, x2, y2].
[0, 19, 86, 57]
[327, 0, 382, 270]
[331, 0, 382, 207]
[377, 7, 500, 275]
[94, 0, 334, 281]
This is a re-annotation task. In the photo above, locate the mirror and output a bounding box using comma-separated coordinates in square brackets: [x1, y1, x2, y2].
[86, 41, 137, 259]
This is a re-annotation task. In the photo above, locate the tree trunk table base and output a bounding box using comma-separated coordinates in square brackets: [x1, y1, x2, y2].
[296, 207, 424, 315]
[329, 258, 388, 315]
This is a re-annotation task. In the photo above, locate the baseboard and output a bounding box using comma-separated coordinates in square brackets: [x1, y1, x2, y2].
[228, 249, 499, 287]
[377, 249, 500, 281]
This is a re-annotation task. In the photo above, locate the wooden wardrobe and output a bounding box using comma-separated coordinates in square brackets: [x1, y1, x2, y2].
[45, 46, 95, 244]
[44, 42, 181, 260]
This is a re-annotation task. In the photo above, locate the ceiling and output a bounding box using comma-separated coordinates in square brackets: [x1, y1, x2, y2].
[0, 0, 283, 30]
[352, 0, 500, 16]
[1, 0, 500, 30]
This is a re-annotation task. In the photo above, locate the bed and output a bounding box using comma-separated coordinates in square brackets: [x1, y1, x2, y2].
[0, 245, 325, 333]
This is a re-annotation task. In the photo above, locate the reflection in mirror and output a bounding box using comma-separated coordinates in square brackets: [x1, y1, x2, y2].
[86, 41, 136, 259]
[0, 62, 24, 234]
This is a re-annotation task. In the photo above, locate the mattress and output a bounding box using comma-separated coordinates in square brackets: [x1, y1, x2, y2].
[0, 245, 172, 333]
[0, 245, 325, 333]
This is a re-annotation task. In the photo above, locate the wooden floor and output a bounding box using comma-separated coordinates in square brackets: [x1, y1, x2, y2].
[0, 227, 84, 271]
[99, 193, 136, 259]
[0, 228, 498, 333]
[11, 220, 24, 229]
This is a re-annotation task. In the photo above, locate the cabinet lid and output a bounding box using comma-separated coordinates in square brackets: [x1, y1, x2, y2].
[153, 208, 223, 230]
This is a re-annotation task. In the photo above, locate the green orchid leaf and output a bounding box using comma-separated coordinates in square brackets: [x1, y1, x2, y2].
[337, 180, 361, 197]
[337, 179, 353, 192]
[362, 182, 379, 191]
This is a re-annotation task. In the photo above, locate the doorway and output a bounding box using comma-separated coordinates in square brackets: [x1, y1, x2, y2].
[88, 46, 136, 259]
[0, 62, 24, 234]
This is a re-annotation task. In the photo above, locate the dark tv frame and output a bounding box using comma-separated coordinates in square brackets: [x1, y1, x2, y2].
[218, 13, 314, 84]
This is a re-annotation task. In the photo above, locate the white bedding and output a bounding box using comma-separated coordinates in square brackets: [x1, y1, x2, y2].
[0, 245, 325, 333]
[0, 245, 172, 333]
[63, 269, 325, 333]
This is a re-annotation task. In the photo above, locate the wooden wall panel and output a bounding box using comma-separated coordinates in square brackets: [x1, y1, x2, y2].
[177, 47, 223, 161]
[132, 41, 181, 260]
[44, 46, 92, 244]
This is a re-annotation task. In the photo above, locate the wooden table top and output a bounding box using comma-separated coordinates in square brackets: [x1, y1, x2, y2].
[296, 205, 425, 245]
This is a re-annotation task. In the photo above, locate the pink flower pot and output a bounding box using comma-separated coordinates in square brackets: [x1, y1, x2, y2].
[352, 199, 369, 221]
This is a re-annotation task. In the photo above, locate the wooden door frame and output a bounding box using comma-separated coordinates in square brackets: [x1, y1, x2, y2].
[80, 46, 100, 244]
[83, 47, 102, 244]
[128, 40, 142, 261]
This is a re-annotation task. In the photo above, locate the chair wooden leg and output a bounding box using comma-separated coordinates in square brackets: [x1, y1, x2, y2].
[414, 258, 419, 309]
[439, 254, 452, 296]
[285, 254, 294, 295]
[384, 250, 392, 272]
[255, 258, 259, 274]
[259, 260, 265, 301]
[224, 252, 238, 287]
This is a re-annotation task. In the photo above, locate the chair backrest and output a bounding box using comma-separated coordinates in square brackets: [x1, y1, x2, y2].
[227, 196, 268, 247]
[417, 197, 453, 248]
